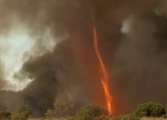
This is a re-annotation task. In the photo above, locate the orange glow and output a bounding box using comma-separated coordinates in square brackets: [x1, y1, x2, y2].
[92, 20, 113, 114]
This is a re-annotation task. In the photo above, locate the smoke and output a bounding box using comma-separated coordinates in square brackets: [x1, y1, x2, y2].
[112, 1, 167, 114]
[0, 0, 167, 116]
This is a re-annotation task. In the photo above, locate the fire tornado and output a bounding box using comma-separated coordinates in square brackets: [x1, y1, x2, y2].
[92, 20, 113, 114]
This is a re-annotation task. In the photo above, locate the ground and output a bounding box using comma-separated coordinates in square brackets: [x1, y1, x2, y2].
[29, 117, 167, 120]
[141, 117, 167, 120]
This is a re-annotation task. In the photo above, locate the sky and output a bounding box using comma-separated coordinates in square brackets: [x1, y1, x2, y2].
[0, 0, 167, 116]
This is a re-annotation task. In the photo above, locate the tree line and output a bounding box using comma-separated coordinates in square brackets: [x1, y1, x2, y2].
[0, 100, 166, 120]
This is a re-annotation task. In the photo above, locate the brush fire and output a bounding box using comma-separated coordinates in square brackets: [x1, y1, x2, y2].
[0, 0, 167, 119]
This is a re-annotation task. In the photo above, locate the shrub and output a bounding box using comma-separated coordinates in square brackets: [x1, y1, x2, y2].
[11, 106, 32, 120]
[121, 115, 139, 120]
[76, 105, 108, 120]
[0, 111, 11, 120]
[135, 102, 166, 117]
[54, 99, 74, 117]
[108, 115, 139, 120]
[44, 109, 55, 120]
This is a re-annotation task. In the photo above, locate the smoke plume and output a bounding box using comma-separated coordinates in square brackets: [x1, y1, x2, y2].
[0, 0, 167, 116]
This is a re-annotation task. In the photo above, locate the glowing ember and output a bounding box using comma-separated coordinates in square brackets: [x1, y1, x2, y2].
[92, 19, 113, 114]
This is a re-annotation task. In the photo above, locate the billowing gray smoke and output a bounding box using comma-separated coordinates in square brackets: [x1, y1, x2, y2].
[0, 0, 167, 116]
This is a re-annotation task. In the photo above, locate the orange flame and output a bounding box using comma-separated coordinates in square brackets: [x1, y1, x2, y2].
[92, 20, 113, 114]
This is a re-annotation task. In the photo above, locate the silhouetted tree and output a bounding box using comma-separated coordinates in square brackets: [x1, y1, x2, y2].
[135, 102, 166, 117]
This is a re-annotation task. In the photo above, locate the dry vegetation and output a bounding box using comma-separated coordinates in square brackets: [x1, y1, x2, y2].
[1, 102, 167, 120]
[29, 117, 167, 120]
[141, 117, 167, 120]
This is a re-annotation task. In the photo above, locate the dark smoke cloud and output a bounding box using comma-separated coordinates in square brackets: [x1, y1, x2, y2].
[0, 0, 167, 116]
[112, 12, 167, 113]
[21, 42, 92, 115]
